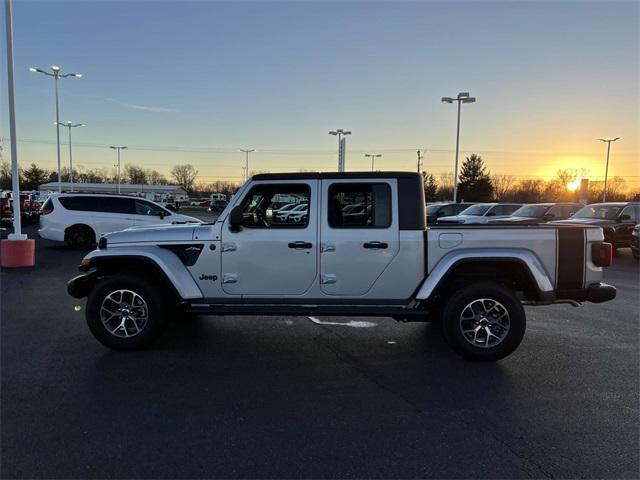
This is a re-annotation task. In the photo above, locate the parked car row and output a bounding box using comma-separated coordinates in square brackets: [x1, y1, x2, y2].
[428, 200, 639, 256]
[0, 192, 42, 225]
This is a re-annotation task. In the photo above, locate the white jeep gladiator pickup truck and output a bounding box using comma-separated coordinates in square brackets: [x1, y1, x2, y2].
[68, 172, 616, 360]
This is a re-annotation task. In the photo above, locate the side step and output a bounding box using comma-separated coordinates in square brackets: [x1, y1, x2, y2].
[183, 303, 431, 320]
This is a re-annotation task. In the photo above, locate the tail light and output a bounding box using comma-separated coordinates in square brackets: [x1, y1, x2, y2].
[592, 242, 613, 267]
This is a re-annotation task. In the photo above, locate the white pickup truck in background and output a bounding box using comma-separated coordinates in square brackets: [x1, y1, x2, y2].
[68, 172, 616, 360]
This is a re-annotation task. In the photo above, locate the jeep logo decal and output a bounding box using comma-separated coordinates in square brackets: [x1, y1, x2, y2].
[199, 274, 218, 281]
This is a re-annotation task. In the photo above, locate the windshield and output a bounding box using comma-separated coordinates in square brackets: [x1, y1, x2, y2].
[427, 204, 443, 214]
[292, 204, 308, 212]
[459, 204, 492, 216]
[573, 204, 621, 219]
[511, 205, 550, 218]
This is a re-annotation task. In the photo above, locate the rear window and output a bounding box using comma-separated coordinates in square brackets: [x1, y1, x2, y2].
[59, 196, 134, 214]
[328, 183, 392, 228]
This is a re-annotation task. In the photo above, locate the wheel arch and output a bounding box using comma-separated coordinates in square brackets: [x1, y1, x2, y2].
[416, 250, 555, 303]
[82, 248, 203, 300]
[64, 223, 97, 244]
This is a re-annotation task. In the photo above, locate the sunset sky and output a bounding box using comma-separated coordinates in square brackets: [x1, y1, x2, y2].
[1, 0, 638, 187]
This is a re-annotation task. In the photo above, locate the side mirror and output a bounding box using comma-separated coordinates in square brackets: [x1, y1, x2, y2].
[228, 205, 244, 231]
[159, 211, 165, 220]
[544, 213, 555, 220]
[486, 211, 496, 217]
[618, 214, 631, 222]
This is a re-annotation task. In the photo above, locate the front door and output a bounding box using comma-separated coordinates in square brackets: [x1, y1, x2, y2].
[220, 181, 318, 296]
[319, 179, 399, 296]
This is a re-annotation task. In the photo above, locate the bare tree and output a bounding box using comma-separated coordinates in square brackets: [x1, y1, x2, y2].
[513, 179, 544, 203]
[124, 164, 148, 184]
[147, 170, 168, 184]
[491, 174, 515, 201]
[171, 164, 199, 192]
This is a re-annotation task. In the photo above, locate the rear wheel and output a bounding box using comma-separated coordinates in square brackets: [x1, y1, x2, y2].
[442, 282, 526, 361]
[86, 275, 168, 350]
[66, 224, 95, 250]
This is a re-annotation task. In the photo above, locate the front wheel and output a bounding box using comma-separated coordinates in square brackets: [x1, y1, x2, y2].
[86, 275, 169, 350]
[442, 282, 526, 361]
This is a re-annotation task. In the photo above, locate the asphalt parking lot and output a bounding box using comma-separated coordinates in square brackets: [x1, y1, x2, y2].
[1, 222, 638, 479]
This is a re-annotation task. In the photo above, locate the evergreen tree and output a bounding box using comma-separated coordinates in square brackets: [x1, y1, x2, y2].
[21, 163, 50, 190]
[457, 154, 493, 201]
[423, 172, 438, 201]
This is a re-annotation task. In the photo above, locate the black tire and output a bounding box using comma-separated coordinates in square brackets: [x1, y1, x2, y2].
[86, 274, 169, 350]
[66, 224, 95, 250]
[442, 282, 526, 361]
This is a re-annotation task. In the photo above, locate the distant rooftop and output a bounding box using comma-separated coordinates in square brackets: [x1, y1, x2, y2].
[38, 182, 188, 195]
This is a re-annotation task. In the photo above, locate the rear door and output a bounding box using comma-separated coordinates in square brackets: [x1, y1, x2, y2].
[220, 181, 318, 296]
[320, 179, 399, 296]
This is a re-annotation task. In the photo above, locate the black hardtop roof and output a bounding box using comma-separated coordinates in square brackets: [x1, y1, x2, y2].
[251, 171, 422, 181]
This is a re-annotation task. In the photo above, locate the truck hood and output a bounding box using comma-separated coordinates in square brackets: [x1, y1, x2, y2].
[104, 224, 199, 244]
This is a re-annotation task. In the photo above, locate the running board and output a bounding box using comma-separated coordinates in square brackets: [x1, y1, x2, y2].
[183, 303, 431, 320]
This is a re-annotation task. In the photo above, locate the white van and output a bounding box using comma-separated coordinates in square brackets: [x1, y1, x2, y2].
[39, 193, 201, 249]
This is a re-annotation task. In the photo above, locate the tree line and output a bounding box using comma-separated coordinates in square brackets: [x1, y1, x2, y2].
[422, 154, 637, 204]
[2, 155, 637, 203]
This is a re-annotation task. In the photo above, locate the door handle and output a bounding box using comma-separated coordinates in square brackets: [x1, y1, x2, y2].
[288, 241, 312, 249]
[363, 241, 388, 249]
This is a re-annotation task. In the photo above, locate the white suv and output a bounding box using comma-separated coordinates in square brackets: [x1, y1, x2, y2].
[39, 193, 202, 249]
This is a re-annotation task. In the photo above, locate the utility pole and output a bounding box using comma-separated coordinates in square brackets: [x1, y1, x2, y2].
[417, 149, 424, 173]
[329, 129, 351, 172]
[109, 146, 127, 194]
[597, 137, 621, 202]
[239, 149, 255, 182]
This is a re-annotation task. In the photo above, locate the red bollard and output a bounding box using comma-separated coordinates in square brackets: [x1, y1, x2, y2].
[0, 239, 35, 267]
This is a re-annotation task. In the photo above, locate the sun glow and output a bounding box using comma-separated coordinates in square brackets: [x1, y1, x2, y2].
[567, 179, 581, 191]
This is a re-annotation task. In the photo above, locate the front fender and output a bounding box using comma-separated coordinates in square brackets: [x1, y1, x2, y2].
[82, 247, 203, 300]
[415, 248, 554, 300]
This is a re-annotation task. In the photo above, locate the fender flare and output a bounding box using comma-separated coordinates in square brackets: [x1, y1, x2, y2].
[415, 248, 554, 301]
[83, 247, 203, 300]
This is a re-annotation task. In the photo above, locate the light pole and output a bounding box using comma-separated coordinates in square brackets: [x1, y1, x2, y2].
[597, 137, 621, 202]
[364, 153, 382, 172]
[441, 92, 476, 203]
[329, 129, 351, 171]
[239, 149, 255, 182]
[29, 65, 81, 192]
[109, 146, 127, 194]
[55, 121, 84, 192]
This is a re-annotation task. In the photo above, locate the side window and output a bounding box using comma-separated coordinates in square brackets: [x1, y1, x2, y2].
[441, 205, 454, 216]
[620, 206, 637, 222]
[135, 199, 169, 216]
[486, 205, 499, 216]
[504, 205, 519, 215]
[239, 184, 310, 228]
[547, 205, 564, 218]
[328, 183, 391, 228]
[100, 197, 134, 214]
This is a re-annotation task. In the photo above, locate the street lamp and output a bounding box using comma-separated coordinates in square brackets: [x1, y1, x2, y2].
[239, 149, 255, 182]
[364, 153, 382, 172]
[29, 65, 82, 192]
[329, 129, 351, 172]
[55, 121, 84, 192]
[109, 146, 127, 194]
[441, 92, 476, 203]
[597, 137, 622, 202]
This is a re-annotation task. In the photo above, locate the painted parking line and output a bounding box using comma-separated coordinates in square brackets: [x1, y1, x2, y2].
[307, 316, 377, 328]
